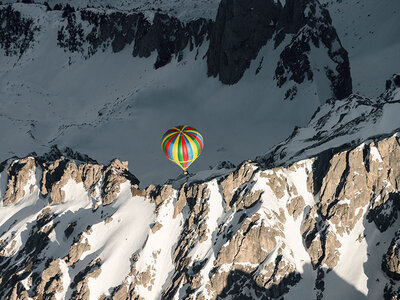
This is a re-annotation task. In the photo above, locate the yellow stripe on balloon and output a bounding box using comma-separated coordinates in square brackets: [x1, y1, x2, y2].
[172, 133, 181, 163]
[183, 132, 198, 159]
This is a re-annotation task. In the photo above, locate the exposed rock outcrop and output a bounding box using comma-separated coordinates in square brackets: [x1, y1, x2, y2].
[42, 158, 82, 204]
[3, 157, 35, 205]
[218, 161, 258, 211]
[102, 159, 139, 205]
[36, 258, 64, 299]
[299, 136, 400, 270]
[70, 258, 102, 300]
[65, 233, 91, 266]
[0, 209, 56, 299]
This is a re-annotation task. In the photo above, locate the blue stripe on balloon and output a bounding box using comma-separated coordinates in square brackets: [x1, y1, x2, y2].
[168, 134, 179, 160]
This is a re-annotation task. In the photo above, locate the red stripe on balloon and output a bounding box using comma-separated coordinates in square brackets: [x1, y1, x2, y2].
[181, 134, 189, 168]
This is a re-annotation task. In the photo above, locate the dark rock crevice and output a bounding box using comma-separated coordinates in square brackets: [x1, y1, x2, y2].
[207, 0, 281, 84]
[208, 0, 352, 99]
[367, 193, 400, 233]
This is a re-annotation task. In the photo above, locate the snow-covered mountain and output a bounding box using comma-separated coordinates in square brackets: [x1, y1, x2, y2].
[0, 76, 400, 299]
[1, 0, 400, 299]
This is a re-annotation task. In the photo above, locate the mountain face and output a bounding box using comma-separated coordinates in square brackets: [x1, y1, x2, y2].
[1, 0, 351, 100]
[0, 76, 399, 299]
[207, 0, 351, 100]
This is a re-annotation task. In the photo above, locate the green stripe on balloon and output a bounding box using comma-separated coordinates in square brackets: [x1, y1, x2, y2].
[178, 134, 183, 163]
[191, 136, 201, 154]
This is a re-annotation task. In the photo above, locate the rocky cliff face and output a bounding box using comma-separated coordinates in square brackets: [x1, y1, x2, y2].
[0, 4, 213, 70]
[0, 1, 351, 100]
[57, 8, 212, 69]
[1, 82, 400, 299]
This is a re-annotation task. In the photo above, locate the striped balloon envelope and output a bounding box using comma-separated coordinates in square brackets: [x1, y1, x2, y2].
[161, 125, 204, 172]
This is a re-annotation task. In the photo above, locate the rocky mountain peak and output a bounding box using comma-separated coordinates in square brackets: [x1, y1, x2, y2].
[0, 146, 139, 208]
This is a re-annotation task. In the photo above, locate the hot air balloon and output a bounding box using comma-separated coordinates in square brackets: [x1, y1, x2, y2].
[161, 125, 204, 174]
